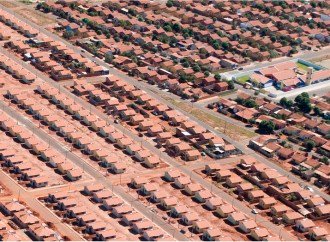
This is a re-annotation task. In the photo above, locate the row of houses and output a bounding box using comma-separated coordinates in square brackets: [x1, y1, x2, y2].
[130, 171, 278, 241]
[0, 8, 108, 82]
[83, 183, 168, 240]
[102, 76, 239, 160]
[37, 1, 242, 100]
[0, 53, 36, 84]
[0, 110, 83, 187]
[7, 90, 124, 173]
[35, 0, 329, 101]
[45, 186, 168, 241]
[249, 134, 329, 188]
[28, 83, 164, 171]
[0, 199, 62, 241]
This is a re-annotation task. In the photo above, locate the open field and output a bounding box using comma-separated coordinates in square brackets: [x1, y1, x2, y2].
[163, 97, 256, 141]
[15, 8, 56, 26]
[0, 1, 56, 26]
[0, 0, 17, 8]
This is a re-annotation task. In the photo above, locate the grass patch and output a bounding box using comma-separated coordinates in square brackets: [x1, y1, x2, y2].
[296, 62, 310, 71]
[164, 97, 256, 141]
[235, 75, 250, 85]
[218, 89, 237, 97]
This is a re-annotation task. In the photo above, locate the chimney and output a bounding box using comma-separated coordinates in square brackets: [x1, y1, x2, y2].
[305, 67, 313, 86]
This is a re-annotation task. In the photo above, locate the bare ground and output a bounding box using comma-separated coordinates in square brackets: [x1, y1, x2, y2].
[0, 1, 56, 26]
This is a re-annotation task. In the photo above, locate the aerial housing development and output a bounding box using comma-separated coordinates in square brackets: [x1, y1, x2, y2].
[0, 0, 329, 241]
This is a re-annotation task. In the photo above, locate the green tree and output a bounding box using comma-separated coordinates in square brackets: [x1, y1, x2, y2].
[166, 0, 173, 7]
[122, 34, 130, 42]
[179, 74, 187, 83]
[304, 140, 315, 152]
[172, 23, 181, 32]
[320, 157, 329, 165]
[313, 106, 322, 116]
[192, 64, 201, 72]
[310, 1, 317, 7]
[204, 71, 210, 77]
[227, 80, 234, 89]
[258, 120, 275, 134]
[63, 30, 74, 39]
[163, 25, 172, 32]
[214, 73, 221, 80]
[245, 99, 256, 108]
[280, 97, 293, 109]
[222, 42, 229, 50]
[182, 61, 189, 68]
[199, 48, 208, 56]
[104, 53, 114, 63]
[248, 119, 256, 125]
[128, 8, 137, 16]
[295, 92, 312, 113]
[308, 23, 315, 29]
[213, 41, 220, 50]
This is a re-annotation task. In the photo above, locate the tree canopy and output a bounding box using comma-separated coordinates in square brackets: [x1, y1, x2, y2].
[295, 92, 312, 113]
[258, 120, 275, 134]
[280, 97, 293, 109]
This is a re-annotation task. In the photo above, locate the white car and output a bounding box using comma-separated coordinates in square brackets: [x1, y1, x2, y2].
[251, 209, 259, 214]
[305, 186, 314, 192]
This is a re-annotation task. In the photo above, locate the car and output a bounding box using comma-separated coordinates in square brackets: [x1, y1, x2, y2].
[268, 93, 277, 98]
[180, 229, 186, 234]
[238, 67, 243, 70]
[304, 186, 314, 192]
[251, 209, 259, 214]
